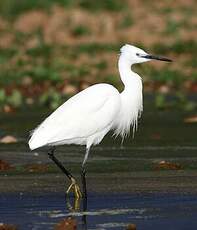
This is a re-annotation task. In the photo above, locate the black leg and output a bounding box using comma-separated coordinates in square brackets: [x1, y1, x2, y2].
[48, 147, 73, 180]
[81, 166, 87, 200]
[48, 147, 82, 199]
[81, 147, 90, 200]
[81, 167, 87, 211]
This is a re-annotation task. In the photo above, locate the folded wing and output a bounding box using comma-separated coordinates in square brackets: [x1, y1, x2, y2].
[29, 84, 120, 150]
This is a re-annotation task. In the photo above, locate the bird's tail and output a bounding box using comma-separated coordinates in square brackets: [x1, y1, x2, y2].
[28, 128, 47, 150]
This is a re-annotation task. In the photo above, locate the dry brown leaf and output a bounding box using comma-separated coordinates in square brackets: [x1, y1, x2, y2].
[184, 115, 197, 123]
[3, 105, 15, 114]
[154, 160, 182, 170]
[0, 136, 17, 144]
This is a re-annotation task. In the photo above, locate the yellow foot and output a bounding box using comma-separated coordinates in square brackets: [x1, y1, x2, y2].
[66, 195, 81, 211]
[66, 177, 82, 199]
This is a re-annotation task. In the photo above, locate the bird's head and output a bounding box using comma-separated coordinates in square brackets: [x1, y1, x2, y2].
[120, 44, 172, 64]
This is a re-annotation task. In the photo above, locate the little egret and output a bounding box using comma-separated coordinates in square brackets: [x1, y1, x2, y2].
[29, 44, 172, 198]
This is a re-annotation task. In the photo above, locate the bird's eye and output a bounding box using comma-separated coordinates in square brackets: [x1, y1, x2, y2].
[136, 53, 140, 56]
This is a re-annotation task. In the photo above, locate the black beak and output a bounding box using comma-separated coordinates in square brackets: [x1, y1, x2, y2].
[139, 54, 172, 62]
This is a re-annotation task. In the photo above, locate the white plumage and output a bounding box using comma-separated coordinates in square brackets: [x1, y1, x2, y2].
[29, 44, 171, 151]
[29, 84, 121, 149]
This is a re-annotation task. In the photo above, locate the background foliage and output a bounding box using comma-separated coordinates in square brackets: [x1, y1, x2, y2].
[0, 0, 196, 111]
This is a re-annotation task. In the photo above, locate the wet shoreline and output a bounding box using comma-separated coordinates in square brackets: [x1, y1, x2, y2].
[1, 170, 197, 194]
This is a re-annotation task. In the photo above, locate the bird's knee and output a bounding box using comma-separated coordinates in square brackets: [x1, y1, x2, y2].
[81, 167, 86, 176]
[48, 147, 55, 157]
[48, 151, 54, 158]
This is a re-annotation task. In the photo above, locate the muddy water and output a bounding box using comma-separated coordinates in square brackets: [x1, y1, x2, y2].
[0, 105, 197, 229]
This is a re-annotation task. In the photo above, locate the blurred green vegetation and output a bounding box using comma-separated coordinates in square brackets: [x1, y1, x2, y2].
[0, 0, 196, 112]
[0, 0, 127, 19]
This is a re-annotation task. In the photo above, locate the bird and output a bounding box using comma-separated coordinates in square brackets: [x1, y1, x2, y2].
[28, 44, 172, 199]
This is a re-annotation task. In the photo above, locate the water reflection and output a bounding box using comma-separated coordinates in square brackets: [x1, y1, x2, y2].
[63, 195, 87, 230]
[55, 195, 138, 230]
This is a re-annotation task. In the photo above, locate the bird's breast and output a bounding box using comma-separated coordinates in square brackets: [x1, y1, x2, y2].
[113, 77, 143, 138]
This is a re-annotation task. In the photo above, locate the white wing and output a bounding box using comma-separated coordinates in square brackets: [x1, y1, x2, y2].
[29, 84, 120, 149]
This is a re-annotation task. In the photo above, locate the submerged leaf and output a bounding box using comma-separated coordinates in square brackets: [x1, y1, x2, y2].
[55, 217, 77, 230]
[0, 159, 13, 171]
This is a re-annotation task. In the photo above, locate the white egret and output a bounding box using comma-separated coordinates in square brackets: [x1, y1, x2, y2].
[29, 44, 172, 198]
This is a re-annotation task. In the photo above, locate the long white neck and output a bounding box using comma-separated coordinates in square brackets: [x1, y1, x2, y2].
[118, 55, 136, 86]
[114, 55, 143, 138]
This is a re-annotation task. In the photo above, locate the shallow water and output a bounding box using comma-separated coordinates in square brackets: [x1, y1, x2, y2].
[0, 105, 197, 229]
[1, 192, 197, 230]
